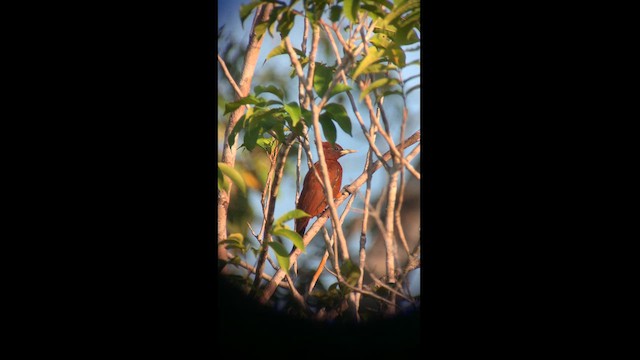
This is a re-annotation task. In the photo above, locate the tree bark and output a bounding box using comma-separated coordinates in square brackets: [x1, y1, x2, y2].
[218, 4, 274, 265]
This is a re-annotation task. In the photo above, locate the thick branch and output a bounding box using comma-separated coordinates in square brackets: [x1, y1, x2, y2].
[218, 4, 274, 263]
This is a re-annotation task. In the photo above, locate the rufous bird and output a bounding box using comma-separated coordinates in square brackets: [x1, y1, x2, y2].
[295, 142, 357, 236]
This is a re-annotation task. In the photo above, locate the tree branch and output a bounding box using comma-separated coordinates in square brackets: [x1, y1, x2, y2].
[258, 131, 421, 304]
[218, 3, 274, 265]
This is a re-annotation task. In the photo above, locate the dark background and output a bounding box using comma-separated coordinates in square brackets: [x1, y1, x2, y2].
[14, 0, 617, 357]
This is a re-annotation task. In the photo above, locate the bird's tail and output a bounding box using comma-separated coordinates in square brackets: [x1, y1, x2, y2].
[295, 216, 310, 237]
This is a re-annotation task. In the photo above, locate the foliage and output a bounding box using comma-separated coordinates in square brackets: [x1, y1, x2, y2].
[218, 0, 421, 321]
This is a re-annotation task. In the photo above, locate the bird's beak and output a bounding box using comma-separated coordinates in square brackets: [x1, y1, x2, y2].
[340, 149, 357, 156]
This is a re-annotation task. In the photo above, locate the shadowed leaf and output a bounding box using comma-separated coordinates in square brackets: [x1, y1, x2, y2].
[323, 103, 352, 136]
[268, 241, 290, 270]
[319, 113, 337, 144]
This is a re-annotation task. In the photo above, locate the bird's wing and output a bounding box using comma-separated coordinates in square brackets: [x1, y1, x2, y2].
[330, 161, 343, 198]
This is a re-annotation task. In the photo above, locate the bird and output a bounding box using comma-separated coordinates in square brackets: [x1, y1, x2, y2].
[295, 142, 356, 236]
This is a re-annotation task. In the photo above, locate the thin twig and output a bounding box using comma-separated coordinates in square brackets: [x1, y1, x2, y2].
[250, 140, 295, 296]
[217, 54, 244, 99]
[364, 265, 414, 303]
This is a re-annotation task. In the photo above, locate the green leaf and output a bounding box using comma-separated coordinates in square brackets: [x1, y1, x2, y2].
[228, 109, 250, 147]
[256, 137, 276, 153]
[268, 241, 290, 270]
[218, 168, 228, 192]
[313, 63, 350, 100]
[343, 0, 360, 23]
[272, 228, 305, 252]
[266, 40, 307, 63]
[323, 103, 352, 136]
[243, 123, 260, 151]
[355, 63, 398, 76]
[254, 21, 269, 40]
[381, 89, 404, 98]
[301, 108, 313, 125]
[385, 46, 406, 68]
[224, 95, 261, 115]
[313, 63, 332, 98]
[240, 1, 261, 26]
[283, 102, 302, 127]
[266, 41, 287, 61]
[319, 113, 337, 144]
[352, 47, 385, 80]
[369, 33, 393, 50]
[223, 242, 245, 251]
[395, 23, 420, 46]
[218, 163, 247, 195]
[274, 209, 311, 227]
[360, 3, 386, 20]
[383, 0, 419, 26]
[268, 241, 289, 257]
[329, 83, 352, 98]
[329, 5, 342, 22]
[254, 85, 285, 101]
[340, 259, 361, 287]
[359, 77, 400, 101]
[277, 9, 295, 38]
[227, 233, 244, 243]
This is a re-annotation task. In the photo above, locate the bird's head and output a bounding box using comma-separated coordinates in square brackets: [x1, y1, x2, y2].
[322, 142, 357, 160]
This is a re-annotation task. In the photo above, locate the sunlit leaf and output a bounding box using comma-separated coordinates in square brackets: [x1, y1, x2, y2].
[256, 137, 277, 153]
[385, 46, 406, 68]
[343, 0, 360, 23]
[274, 209, 311, 227]
[227, 233, 244, 243]
[218, 163, 247, 195]
[254, 21, 269, 40]
[352, 47, 385, 80]
[359, 77, 400, 101]
[218, 168, 229, 192]
[272, 228, 305, 252]
[369, 33, 393, 49]
[356, 63, 398, 76]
